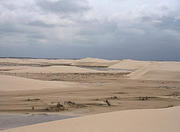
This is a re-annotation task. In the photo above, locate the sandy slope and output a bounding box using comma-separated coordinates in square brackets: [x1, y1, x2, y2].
[0, 75, 76, 91]
[1, 106, 180, 132]
[128, 62, 180, 81]
[72, 57, 119, 67]
[109, 59, 151, 70]
[110, 60, 180, 81]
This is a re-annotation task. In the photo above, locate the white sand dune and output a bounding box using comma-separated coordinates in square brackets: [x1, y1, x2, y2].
[110, 60, 180, 81]
[77, 58, 115, 63]
[110, 59, 151, 70]
[0, 75, 77, 91]
[72, 57, 119, 67]
[1, 106, 180, 132]
[130, 70, 180, 81]
[128, 62, 180, 81]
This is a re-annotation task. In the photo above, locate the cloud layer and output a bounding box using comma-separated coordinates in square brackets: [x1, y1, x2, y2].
[0, 0, 180, 60]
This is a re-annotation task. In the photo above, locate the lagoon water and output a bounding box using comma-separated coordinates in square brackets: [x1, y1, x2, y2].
[0, 114, 74, 130]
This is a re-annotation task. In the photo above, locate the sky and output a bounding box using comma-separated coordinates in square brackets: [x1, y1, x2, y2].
[0, 0, 180, 60]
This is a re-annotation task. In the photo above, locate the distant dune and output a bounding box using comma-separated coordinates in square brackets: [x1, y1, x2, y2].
[2, 58, 180, 81]
[72, 57, 119, 67]
[1, 106, 180, 132]
[109, 59, 151, 70]
[110, 59, 180, 81]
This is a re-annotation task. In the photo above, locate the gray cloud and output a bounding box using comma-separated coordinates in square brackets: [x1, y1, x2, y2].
[156, 17, 180, 31]
[27, 21, 56, 28]
[0, 0, 180, 60]
[37, 0, 90, 14]
[0, 23, 23, 34]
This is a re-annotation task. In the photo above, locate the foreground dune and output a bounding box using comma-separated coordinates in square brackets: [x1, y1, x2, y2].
[1, 106, 180, 132]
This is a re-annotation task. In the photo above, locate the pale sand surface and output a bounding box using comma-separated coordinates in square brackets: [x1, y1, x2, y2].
[110, 59, 180, 81]
[72, 57, 119, 67]
[0, 58, 180, 131]
[1, 106, 180, 132]
[0, 75, 77, 91]
[109, 59, 151, 70]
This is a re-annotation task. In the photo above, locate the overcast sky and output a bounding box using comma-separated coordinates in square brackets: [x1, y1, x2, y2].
[0, 0, 180, 60]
